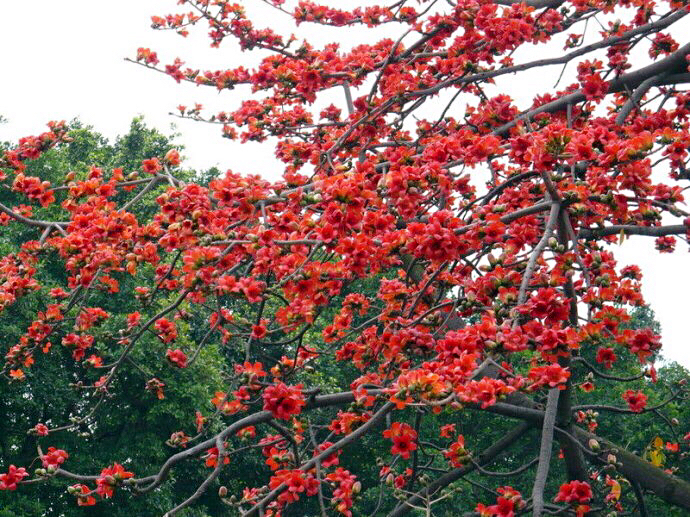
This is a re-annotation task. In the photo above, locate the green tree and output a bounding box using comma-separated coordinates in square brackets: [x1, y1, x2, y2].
[0, 119, 230, 516]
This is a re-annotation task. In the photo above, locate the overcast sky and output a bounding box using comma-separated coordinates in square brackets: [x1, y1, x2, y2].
[1, 1, 689, 367]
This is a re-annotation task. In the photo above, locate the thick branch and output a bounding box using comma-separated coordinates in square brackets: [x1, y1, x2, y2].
[531, 388, 560, 517]
[579, 224, 687, 239]
[493, 42, 690, 136]
[574, 427, 690, 510]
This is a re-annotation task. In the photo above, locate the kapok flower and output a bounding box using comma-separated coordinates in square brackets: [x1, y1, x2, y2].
[164, 149, 181, 166]
[71, 484, 97, 506]
[155, 318, 178, 343]
[622, 390, 647, 412]
[383, 422, 418, 459]
[262, 382, 306, 420]
[141, 157, 162, 174]
[444, 435, 469, 467]
[596, 347, 616, 368]
[0, 465, 29, 490]
[166, 348, 187, 368]
[32, 423, 49, 436]
[554, 480, 592, 504]
[96, 463, 133, 498]
[41, 447, 69, 469]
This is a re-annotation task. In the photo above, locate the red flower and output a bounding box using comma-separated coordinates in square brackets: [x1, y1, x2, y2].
[655, 236, 676, 253]
[96, 463, 133, 498]
[440, 424, 456, 438]
[262, 382, 306, 420]
[581, 73, 609, 101]
[554, 480, 592, 503]
[528, 363, 570, 390]
[596, 347, 616, 369]
[141, 157, 162, 174]
[9, 369, 25, 380]
[41, 447, 69, 469]
[625, 328, 661, 363]
[251, 324, 267, 340]
[166, 348, 188, 368]
[72, 484, 97, 506]
[622, 390, 647, 412]
[478, 485, 525, 516]
[269, 469, 318, 504]
[314, 441, 341, 467]
[204, 446, 231, 468]
[666, 442, 679, 452]
[383, 422, 418, 459]
[443, 435, 469, 467]
[579, 381, 595, 393]
[126, 312, 141, 329]
[0, 465, 29, 490]
[33, 423, 49, 436]
[155, 318, 178, 343]
[164, 149, 181, 166]
[84, 354, 103, 368]
[521, 288, 569, 325]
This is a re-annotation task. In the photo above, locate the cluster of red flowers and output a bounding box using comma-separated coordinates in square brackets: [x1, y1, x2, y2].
[554, 481, 593, 516]
[2, 0, 690, 514]
[41, 447, 69, 470]
[268, 469, 319, 505]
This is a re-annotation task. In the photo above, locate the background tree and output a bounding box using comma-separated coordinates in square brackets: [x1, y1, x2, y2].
[0, 119, 232, 516]
[2, 1, 690, 517]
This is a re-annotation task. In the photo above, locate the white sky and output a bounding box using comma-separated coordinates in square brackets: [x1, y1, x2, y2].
[0, 1, 688, 367]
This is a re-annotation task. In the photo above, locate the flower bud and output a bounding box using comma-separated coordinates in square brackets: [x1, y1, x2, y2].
[218, 486, 228, 497]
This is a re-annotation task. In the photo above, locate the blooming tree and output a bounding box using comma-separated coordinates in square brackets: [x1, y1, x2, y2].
[2, 0, 690, 516]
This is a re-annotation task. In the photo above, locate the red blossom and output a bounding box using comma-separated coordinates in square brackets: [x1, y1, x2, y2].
[41, 447, 69, 469]
[383, 422, 418, 459]
[262, 382, 306, 420]
[555, 480, 592, 504]
[33, 423, 49, 436]
[141, 157, 162, 174]
[622, 389, 648, 412]
[96, 463, 133, 498]
[596, 347, 616, 369]
[72, 484, 97, 506]
[166, 348, 188, 368]
[0, 465, 29, 490]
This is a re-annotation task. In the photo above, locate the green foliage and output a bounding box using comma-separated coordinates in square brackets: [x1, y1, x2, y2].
[0, 119, 228, 516]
